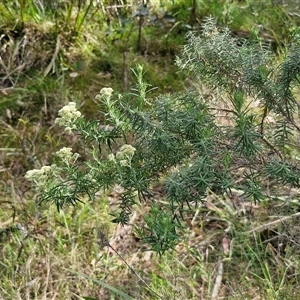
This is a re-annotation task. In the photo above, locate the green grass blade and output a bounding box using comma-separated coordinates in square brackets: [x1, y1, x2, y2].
[69, 270, 135, 300]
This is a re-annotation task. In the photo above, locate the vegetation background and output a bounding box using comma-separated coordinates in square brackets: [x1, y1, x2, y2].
[1, 0, 300, 299]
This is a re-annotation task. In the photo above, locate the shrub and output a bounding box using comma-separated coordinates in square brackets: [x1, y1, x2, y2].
[26, 18, 300, 254]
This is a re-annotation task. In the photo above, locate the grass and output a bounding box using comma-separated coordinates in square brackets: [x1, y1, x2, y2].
[2, 0, 300, 299]
[0, 186, 300, 299]
[2, 184, 300, 299]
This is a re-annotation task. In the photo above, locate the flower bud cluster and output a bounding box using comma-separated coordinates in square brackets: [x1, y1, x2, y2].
[95, 87, 114, 100]
[56, 147, 79, 164]
[55, 102, 81, 134]
[115, 144, 136, 167]
[25, 165, 55, 188]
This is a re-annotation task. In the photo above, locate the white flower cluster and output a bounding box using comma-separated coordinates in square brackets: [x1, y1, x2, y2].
[108, 153, 115, 161]
[55, 102, 81, 134]
[95, 87, 114, 100]
[115, 144, 136, 166]
[25, 165, 54, 188]
[25, 147, 79, 187]
[116, 144, 136, 160]
[56, 147, 79, 164]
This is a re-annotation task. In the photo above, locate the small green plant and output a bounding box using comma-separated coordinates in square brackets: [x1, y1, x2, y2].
[25, 18, 300, 258]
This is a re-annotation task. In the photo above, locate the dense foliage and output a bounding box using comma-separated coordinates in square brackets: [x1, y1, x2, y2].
[25, 18, 300, 255]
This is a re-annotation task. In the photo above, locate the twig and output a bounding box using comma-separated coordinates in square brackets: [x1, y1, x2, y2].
[107, 244, 164, 300]
[96, 224, 163, 300]
[247, 211, 300, 234]
[106, 5, 132, 9]
[44, 35, 61, 77]
[211, 261, 223, 300]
